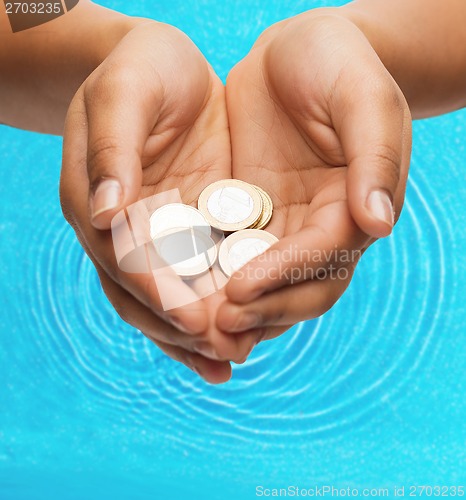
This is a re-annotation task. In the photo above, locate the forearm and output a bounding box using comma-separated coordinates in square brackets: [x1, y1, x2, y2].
[0, 0, 147, 134]
[341, 0, 466, 119]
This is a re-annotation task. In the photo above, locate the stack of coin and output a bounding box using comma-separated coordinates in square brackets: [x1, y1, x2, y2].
[148, 181, 277, 279]
[149, 203, 217, 279]
[249, 185, 273, 230]
[198, 180, 277, 277]
[197, 179, 273, 232]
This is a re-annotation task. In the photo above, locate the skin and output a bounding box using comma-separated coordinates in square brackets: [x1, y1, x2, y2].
[0, 1, 133, 133]
[343, 0, 466, 119]
[218, 12, 412, 342]
[217, 1, 466, 347]
[1, 1, 466, 383]
[60, 22, 265, 384]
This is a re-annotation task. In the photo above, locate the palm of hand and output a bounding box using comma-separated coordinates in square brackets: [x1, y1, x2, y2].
[219, 37, 372, 335]
[133, 68, 261, 366]
[62, 17, 410, 382]
[61, 28, 253, 383]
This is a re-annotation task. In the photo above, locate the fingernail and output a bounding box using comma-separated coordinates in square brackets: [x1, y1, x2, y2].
[367, 190, 394, 228]
[91, 179, 122, 219]
[225, 312, 261, 333]
[194, 342, 219, 360]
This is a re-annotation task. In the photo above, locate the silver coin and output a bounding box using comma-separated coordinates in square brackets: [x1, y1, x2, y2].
[218, 229, 279, 277]
[150, 203, 211, 240]
[198, 180, 262, 232]
[153, 227, 217, 279]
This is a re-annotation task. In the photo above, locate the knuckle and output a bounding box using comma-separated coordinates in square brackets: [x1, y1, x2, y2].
[86, 135, 124, 182]
[117, 307, 132, 326]
[371, 78, 409, 128]
[235, 331, 265, 364]
[97, 275, 134, 326]
[255, 21, 285, 47]
[316, 281, 348, 318]
[370, 143, 402, 189]
[241, 329, 267, 363]
[232, 346, 252, 364]
[381, 84, 404, 111]
[59, 198, 76, 227]
[59, 186, 83, 236]
[265, 307, 286, 325]
[367, 72, 403, 105]
[158, 24, 193, 51]
[316, 296, 337, 318]
[84, 66, 141, 103]
[153, 340, 186, 365]
[110, 297, 133, 325]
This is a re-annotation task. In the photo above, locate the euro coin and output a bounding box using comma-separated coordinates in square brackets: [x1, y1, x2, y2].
[250, 185, 273, 230]
[198, 179, 263, 232]
[153, 227, 217, 279]
[150, 203, 211, 240]
[218, 229, 278, 277]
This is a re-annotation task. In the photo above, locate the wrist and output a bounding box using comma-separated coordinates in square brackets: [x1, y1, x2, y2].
[92, 18, 158, 67]
[68, 4, 155, 71]
[0, 0, 160, 133]
[337, 4, 391, 70]
[337, 1, 466, 117]
[310, 5, 413, 113]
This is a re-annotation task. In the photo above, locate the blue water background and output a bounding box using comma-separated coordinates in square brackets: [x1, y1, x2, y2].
[1, 0, 465, 498]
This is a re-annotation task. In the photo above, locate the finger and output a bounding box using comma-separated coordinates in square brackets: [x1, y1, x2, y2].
[100, 265, 232, 384]
[226, 200, 368, 304]
[97, 267, 207, 349]
[62, 99, 209, 334]
[84, 22, 214, 230]
[315, 25, 412, 239]
[100, 260, 253, 366]
[68, 184, 209, 334]
[154, 339, 232, 385]
[84, 64, 161, 230]
[262, 17, 412, 238]
[335, 80, 412, 239]
[195, 289, 268, 364]
[219, 267, 353, 333]
[230, 325, 292, 364]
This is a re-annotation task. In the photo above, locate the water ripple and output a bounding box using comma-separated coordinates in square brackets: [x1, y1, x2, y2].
[21, 161, 454, 451]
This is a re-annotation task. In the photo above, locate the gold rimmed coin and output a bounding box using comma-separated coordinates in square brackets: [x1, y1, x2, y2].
[150, 203, 211, 240]
[218, 229, 278, 277]
[153, 227, 218, 279]
[250, 185, 273, 230]
[198, 179, 263, 232]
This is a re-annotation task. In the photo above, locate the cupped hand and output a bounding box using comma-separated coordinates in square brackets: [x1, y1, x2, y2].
[217, 11, 412, 347]
[60, 22, 256, 383]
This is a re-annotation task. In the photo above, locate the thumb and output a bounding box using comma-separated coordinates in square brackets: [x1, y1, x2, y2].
[335, 77, 412, 239]
[84, 69, 161, 230]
